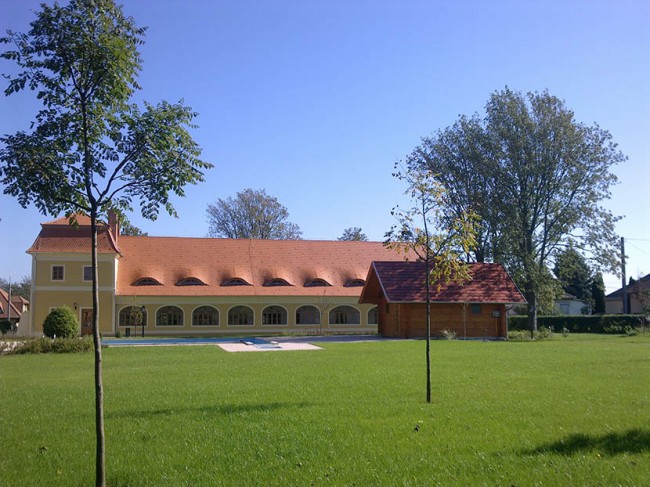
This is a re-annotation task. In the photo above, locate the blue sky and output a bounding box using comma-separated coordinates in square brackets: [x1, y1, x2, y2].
[1, 0, 648, 294]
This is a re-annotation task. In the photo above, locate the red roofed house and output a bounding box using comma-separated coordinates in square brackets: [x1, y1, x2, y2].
[26, 214, 414, 337]
[359, 261, 526, 339]
[1, 288, 29, 332]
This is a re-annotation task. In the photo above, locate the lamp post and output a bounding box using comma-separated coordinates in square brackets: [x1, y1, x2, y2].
[7, 276, 12, 329]
[141, 305, 146, 338]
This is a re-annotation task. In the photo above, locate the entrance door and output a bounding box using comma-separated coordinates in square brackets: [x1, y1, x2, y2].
[81, 308, 93, 336]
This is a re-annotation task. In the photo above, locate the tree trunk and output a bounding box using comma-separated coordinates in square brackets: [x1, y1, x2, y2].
[90, 210, 106, 487]
[425, 257, 432, 404]
[526, 290, 538, 338]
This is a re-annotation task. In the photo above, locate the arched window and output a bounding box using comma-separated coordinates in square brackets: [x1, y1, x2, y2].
[264, 278, 292, 287]
[133, 277, 162, 286]
[329, 305, 360, 325]
[156, 306, 183, 326]
[177, 277, 206, 286]
[296, 305, 320, 325]
[345, 279, 365, 287]
[222, 278, 251, 286]
[305, 278, 331, 287]
[118, 306, 147, 327]
[262, 305, 287, 325]
[192, 306, 219, 326]
[368, 306, 379, 325]
[228, 306, 254, 325]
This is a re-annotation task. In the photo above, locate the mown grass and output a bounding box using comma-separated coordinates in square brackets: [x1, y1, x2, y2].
[1, 334, 649, 486]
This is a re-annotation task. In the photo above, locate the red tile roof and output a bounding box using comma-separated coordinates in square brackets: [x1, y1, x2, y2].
[27, 215, 120, 254]
[116, 237, 411, 297]
[359, 261, 526, 304]
[26, 215, 414, 298]
[0, 288, 23, 319]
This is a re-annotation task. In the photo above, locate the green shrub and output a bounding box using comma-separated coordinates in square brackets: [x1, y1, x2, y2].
[42, 306, 79, 338]
[507, 330, 533, 341]
[0, 319, 11, 335]
[507, 327, 554, 341]
[508, 314, 645, 334]
[9, 336, 94, 355]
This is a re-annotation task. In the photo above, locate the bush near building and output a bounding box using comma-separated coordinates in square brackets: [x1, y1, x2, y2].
[0, 319, 11, 335]
[42, 306, 79, 339]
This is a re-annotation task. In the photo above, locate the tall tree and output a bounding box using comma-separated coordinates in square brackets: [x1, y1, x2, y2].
[554, 244, 593, 305]
[207, 188, 302, 239]
[338, 227, 368, 241]
[592, 272, 606, 314]
[119, 219, 148, 236]
[407, 114, 501, 263]
[385, 165, 476, 403]
[0, 1, 211, 485]
[409, 87, 625, 332]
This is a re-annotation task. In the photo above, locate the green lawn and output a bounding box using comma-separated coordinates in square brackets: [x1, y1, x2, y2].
[1, 335, 649, 486]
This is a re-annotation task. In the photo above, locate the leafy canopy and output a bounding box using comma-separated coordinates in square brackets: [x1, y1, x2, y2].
[554, 244, 594, 305]
[338, 227, 368, 242]
[406, 87, 625, 327]
[207, 188, 302, 240]
[0, 0, 212, 221]
[385, 166, 478, 290]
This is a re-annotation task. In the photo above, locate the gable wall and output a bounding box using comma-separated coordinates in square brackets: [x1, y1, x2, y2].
[29, 253, 117, 335]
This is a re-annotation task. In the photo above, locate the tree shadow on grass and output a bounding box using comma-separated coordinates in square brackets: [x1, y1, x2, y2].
[524, 428, 650, 456]
[107, 401, 313, 420]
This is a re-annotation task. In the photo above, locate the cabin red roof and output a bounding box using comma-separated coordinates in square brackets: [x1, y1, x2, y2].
[359, 261, 526, 304]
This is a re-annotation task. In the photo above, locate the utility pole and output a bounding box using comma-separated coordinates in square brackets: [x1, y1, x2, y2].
[621, 237, 628, 314]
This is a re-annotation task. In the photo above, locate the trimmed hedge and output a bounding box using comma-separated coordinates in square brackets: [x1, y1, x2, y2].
[508, 314, 646, 334]
[8, 336, 94, 355]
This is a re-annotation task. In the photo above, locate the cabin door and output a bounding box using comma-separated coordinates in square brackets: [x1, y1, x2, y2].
[80, 308, 93, 336]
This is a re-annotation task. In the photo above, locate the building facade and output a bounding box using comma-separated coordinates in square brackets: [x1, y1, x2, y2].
[27, 215, 410, 337]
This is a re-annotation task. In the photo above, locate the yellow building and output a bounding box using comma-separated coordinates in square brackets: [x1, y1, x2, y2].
[27, 214, 409, 337]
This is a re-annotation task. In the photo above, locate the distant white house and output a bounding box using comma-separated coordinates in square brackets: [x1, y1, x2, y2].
[555, 293, 591, 316]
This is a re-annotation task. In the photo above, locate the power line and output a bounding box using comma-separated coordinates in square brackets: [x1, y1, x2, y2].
[626, 240, 650, 258]
[621, 237, 650, 242]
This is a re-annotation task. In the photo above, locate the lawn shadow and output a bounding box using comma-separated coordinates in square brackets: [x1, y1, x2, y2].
[107, 400, 313, 420]
[524, 428, 650, 456]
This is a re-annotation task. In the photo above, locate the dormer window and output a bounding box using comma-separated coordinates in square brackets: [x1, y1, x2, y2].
[176, 277, 206, 286]
[222, 278, 251, 286]
[305, 278, 331, 287]
[345, 279, 365, 287]
[133, 277, 162, 286]
[264, 278, 292, 287]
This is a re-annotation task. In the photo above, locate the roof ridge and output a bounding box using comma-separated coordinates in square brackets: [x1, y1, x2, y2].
[118, 235, 387, 244]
